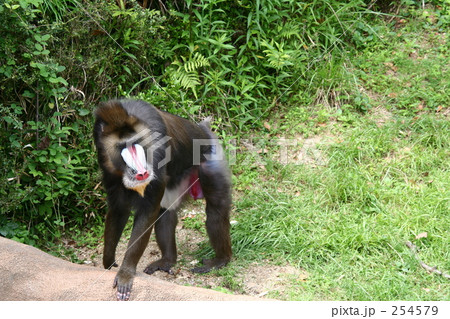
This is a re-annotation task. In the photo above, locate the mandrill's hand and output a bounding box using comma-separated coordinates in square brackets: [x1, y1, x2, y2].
[113, 269, 135, 301]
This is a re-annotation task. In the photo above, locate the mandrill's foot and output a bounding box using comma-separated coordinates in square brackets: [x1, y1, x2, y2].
[191, 257, 230, 273]
[113, 270, 135, 301]
[103, 255, 119, 269]
[104, 261, 118, 269]
[144, 258, 176, 275]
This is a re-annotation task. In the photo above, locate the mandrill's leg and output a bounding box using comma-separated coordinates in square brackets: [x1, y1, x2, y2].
[192, 160, 232, 273]
[103, 184, 131, 269]
[114, 181, 165, 301]
[144, 208, 178, 275]
[114, 206, 157, 301]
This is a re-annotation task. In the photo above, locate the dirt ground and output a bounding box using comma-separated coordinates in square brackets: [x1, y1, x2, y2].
[0, 237, 259, 301]
[69, 204, 307, 299]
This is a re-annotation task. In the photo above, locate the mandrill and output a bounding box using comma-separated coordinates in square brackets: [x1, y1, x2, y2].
[93, 99, 232, 300]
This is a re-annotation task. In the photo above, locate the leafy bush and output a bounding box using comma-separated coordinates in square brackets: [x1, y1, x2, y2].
[155, 0, 373, 128]
[1, 0, 430, 246]
[0, 0, 92, 243]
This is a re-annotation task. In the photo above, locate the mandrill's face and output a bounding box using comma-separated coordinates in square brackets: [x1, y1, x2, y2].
[120, 143, 153, 197]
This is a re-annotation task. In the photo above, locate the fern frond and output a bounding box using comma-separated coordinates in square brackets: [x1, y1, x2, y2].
[168, 52, 209, 99]
[175, 70, 200, 89]
[170, 68, 200, 98]
[280, 21, 301, 39]
[184, 52, 210, 73]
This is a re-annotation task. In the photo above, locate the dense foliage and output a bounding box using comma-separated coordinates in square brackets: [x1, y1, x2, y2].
[0, 0, 448, 248]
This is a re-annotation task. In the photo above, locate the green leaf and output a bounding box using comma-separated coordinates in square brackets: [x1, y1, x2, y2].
[3, 116, 14, 124]
[11, 140, 21, 148]
[23, 90, 35, 98]
[78, 109, 90, 116]
[39, 69, 49, 77]
[48, 77, 68, 85]
[123, 65, 131, 75]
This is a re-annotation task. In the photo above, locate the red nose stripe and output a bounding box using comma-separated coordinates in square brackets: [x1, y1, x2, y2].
[128, 145, 148, 180]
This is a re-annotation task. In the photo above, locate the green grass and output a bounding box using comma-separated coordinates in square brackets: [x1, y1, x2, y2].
[222, 8, 450, 300]
[229, 115, 449, 300]
[354, 25, 449, 115]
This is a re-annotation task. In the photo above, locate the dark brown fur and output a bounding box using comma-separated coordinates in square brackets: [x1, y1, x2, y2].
[94, 99, 232, 300]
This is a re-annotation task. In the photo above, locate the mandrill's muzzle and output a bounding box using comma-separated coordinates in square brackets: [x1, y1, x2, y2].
[121, 143, 151, 197]
[136, 171, 149, 181]
[121, 144, 149, 181]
